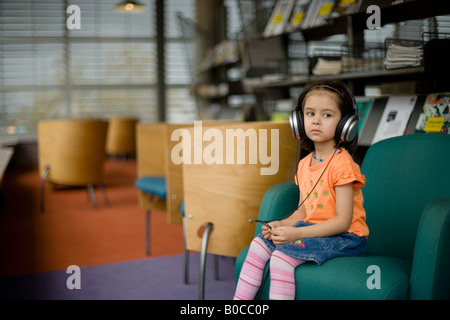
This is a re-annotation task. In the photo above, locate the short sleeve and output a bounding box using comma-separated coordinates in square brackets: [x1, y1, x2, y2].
[332, 151, 365, 189]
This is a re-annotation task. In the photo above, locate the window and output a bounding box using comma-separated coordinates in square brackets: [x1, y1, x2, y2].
[165, 0, 198, 122]
[0, 0, 197, 136]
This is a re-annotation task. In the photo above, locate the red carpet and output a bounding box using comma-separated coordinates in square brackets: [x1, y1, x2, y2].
[0, 159, 184, 277]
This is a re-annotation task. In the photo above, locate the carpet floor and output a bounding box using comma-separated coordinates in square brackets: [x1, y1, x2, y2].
[0, 158, 184, 277]
[0, 253, 236, 300]
[0, 158, 237, 300]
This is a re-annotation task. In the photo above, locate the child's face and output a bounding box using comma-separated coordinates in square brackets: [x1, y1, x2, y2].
[302, 91, 342, 145]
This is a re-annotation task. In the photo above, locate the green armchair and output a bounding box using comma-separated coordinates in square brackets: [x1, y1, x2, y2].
[235, 134, 450, 299]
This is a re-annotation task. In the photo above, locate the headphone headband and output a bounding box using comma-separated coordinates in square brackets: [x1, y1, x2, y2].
[305, 84, 357, 114]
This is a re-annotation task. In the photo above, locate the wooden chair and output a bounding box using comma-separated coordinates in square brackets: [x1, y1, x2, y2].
[165, 121, 236, 284]
[182, 121, 297, 299]
[136, 121, 235, 284]
[135, 123, 168, 256]
[105, 117, 138, 159]
[38, 119, 109, 211]
[165, 123, 193, 283]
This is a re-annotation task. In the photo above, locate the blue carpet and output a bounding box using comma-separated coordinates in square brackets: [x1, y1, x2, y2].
[0, 253, 236, 300]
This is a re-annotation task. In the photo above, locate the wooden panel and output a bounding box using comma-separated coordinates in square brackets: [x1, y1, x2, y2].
[182, 121, 297, 257]
[136, 123, 167, 177]
[165, 121, 238, 225]
[165, 123, 192, 225]
[135, 123, 168, 212]
[106, 117, 138, 155]
[38, 119, 108, 186]
[0, 147, 14, 184]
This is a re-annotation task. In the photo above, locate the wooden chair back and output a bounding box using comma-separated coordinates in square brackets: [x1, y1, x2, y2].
[106, 117, 138, 156]
[182, 121, 297, 257]
[38, 119, 108, 186]
[135, 123, 167, 212]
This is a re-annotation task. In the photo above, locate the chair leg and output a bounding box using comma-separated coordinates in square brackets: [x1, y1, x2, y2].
[199, 222, 213, 300]
[40, 166, 50, 213]
[182, 216, 189, 284]
[98, 183, 110, 206]
[214, 254, 219, 281]
[146, 209, 151, 256]
[87, 184, 98, 209]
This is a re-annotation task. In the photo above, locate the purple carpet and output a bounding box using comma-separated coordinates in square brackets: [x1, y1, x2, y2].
[0, 253, 237, 300]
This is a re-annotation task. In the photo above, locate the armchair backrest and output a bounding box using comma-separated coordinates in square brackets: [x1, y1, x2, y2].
[361, 134, 450, 260]
[38, 119, 108, 186]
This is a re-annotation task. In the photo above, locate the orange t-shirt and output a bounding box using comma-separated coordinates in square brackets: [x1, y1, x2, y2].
[295, 148, 369, 237]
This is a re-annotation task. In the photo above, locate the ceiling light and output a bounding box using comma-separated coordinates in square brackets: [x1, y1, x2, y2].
[115, 1, 146, 13]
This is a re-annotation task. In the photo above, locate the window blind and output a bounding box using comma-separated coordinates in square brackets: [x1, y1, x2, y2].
[164, 0, 197, 122]
[0, 0, 198, 136]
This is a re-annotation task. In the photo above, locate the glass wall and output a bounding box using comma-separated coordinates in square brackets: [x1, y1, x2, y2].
[0, 0, 198, 136]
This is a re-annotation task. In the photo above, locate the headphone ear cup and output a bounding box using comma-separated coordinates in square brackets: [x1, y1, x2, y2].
[335, 114, 349, 143]
[336, 114, 359, 143]
[289, 111, 298, 139]
[297, 111, 307, 140]
[289, 110, 306, 140]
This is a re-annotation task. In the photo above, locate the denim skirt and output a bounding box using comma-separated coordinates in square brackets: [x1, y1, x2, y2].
[258, 221, 367, 265]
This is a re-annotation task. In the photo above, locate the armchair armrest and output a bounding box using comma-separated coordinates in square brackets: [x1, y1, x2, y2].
[254, 182, 299, 237]
[410, 197, 450, 300]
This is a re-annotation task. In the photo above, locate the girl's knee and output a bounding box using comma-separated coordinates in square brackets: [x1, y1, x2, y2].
[270, 250, 285, 264]
[270, 250, 305, 269]
[250, 236, 266, 249]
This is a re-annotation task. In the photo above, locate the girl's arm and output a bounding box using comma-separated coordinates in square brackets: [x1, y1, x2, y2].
[261, 191, 306, 239]
[281, 193, 307, 226]
[270, 183, 354, 245]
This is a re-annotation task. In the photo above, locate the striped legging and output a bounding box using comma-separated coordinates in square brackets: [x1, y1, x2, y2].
[234, 236, 305, 300]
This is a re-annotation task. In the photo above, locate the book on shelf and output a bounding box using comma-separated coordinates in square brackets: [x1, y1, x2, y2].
[310, 0, 338, 28]
[312, 57, 342, 75]
[371, 95, 417, 144]
[270, 99, 295, 121]
[384, 41, 423, 70]
[358, 0, 393, 12]
[415, 93, 450, 134]
[355, 97, 374, 137]
[330, 0, 363, 18]
[285, 0, 312, 32]
[263, 0, 295, 37]
[301, 0, 322, 29]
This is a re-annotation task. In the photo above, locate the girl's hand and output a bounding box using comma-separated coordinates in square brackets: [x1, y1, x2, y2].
[261, 221, 281, 240]
[270, 226, 300, 246]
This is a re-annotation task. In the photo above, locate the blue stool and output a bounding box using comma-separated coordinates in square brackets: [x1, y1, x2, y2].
[135, 176, 166, 256]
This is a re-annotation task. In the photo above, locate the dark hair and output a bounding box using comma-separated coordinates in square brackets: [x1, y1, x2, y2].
[294, 80, 358, 153]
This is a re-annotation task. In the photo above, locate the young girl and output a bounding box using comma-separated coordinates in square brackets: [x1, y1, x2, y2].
[234, 81, 369, 300]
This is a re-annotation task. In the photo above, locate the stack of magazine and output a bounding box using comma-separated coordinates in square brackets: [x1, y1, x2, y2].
[264, 0, 355, 37]
[384, 41, 423, 69]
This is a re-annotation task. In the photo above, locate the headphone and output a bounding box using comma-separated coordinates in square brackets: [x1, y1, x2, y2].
[289, 84, 359, 144]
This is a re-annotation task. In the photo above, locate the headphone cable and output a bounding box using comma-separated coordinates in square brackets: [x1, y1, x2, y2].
[253, 142, 341, 299]
[265, 141, 342, 224]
